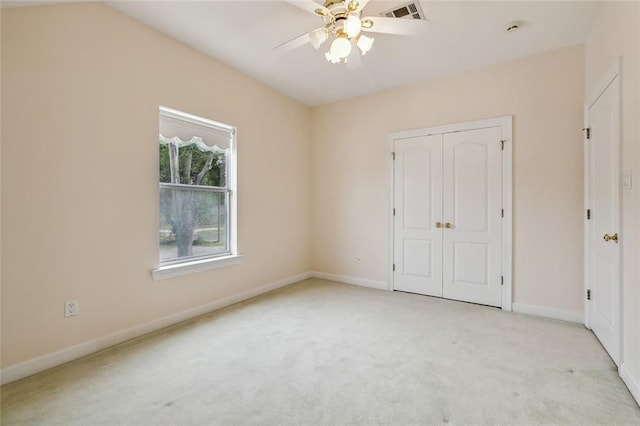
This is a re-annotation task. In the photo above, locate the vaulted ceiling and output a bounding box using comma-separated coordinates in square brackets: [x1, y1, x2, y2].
[11, 1, 600, 106]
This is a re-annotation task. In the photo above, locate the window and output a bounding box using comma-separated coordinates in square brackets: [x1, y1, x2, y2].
[157, 107, 237, 273]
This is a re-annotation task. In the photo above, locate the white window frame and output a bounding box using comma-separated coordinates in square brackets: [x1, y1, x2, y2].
[152, 107, 240, 281]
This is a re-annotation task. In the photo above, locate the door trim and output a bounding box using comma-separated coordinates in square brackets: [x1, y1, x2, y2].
[388, 116, 513, 311]
[583, 59, 622, 363]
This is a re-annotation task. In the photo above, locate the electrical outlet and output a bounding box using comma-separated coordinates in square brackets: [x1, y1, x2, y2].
[64, 300, 78, 317]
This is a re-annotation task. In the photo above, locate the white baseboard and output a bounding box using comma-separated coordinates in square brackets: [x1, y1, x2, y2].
[1, 272, 311, 385]
[1, 340, 100, 387]
[512, 302, 583, 324]
[313, 275, 584, 325]
[311, 271, 389, 291]
[620, 364, 640, 406]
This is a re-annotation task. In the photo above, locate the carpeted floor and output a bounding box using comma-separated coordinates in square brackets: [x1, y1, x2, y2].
[2, 278, 639, 425]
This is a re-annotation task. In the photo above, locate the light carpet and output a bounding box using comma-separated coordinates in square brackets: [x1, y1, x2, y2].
[2, 278, 639, 425]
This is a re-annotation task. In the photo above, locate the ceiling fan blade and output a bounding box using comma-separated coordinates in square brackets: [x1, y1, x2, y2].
[275, 31, 311, 52]
[285, 0, 329, 16]
[346, 40, 362, 70]
[361, 16, 429, 36]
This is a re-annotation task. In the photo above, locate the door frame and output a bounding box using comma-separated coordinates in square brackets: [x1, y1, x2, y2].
[388, 116, 513, 311]
[583, 59, 622, 363]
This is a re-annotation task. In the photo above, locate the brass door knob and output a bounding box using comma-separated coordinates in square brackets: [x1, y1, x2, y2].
[603, 233, 619, 243]
[444, 222, 453, 229]
[435, 221, 443, 229]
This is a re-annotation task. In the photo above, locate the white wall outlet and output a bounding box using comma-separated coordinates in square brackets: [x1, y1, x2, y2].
[64, 300, 78, 317]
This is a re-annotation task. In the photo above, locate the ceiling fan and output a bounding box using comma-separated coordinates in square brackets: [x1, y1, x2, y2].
[277, 0, 428, 68]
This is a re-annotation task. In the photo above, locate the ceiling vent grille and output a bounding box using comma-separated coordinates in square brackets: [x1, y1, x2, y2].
[381, 2, 426, 20]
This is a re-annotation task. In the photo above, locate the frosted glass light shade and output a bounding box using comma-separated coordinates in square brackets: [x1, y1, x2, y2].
[325, 51, 341, 64]
[344, 14, 362, 38]
[330, 36, 352, 59]
[356, 34, 374, 55]
[309, 28, 328, 50]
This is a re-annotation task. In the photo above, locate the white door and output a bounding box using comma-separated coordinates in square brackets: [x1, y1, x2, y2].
[393, 135, 443, 296]
[442, 128, 503, 307]
[393, 127, 503, 307]
[588, 76, 620, 365]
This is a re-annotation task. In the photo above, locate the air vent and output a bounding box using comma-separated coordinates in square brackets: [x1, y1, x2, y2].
[381, 1, 426, 20]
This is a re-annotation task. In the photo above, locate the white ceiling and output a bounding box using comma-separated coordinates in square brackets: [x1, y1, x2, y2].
[14, 1, 602, 106]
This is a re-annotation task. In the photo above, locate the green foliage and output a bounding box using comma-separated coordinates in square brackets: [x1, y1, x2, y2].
[159, 144, 171, 183]
[159, 143, 226, 187]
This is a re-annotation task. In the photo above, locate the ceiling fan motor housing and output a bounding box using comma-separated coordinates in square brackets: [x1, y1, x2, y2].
[318, 0, 360, 20]
[316, 0, 360, 35]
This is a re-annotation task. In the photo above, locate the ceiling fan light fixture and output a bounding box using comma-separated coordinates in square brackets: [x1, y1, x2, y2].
[279, 0, 415, 66]
[344, 14, 362, 38]
[325, 50, 341, 64]
[329, 33, 352, 59]
[309, 27, 328, 49]
[356, 33, 374, 55]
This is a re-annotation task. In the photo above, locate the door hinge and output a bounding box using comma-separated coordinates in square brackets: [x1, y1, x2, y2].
[587, 289, 591, 300]
[393, 263, 396, 272]
[583, 127, 591, 140]
[587, 209, 591, 220]
[501, 276, 504, 286]
[391, 152, 396, 160]
[393, 208, 396, 216]
[501, 140, 506, 150]
[501, 209, 504, 218]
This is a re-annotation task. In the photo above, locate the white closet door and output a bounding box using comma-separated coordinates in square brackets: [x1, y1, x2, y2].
[393, 135, 443, 296]
[442, 127, 503, 307]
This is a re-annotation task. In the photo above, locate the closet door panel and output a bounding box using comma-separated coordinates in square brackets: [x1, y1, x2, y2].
[393, 135, 443, 296]
[442, 127, 502, 307]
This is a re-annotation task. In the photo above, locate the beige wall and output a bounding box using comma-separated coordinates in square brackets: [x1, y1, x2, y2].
[1, 4, 311, 367]
[585, 1, 640, 396]
[312, 44, 585, 315]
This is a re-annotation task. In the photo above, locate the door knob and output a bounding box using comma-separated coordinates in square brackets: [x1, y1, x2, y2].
[603, 233, 619, 243]
[444, 222, 453, 229]
[435, 221, 443, 229]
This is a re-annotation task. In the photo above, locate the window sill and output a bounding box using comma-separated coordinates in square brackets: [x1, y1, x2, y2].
[152, 254, 243, 281]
